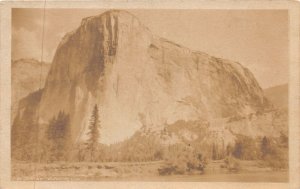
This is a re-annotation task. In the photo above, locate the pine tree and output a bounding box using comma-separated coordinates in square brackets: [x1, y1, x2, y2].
[46, 111, 70, 161]
[86, 104, 101, 161]
[212, 143, 218, 160]
[226, 143, 234, 156]
[261, 136, 271, 159]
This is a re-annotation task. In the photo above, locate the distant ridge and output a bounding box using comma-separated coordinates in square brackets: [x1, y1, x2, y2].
[12, 58, 50, 119]
[264, 83, 288, 110]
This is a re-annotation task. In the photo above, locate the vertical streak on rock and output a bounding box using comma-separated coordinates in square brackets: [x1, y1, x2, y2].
[131, 15, 134, 34]
[196, 56, 199, 71]
[113, 15, 119, 56]
[116, 75, 119, 97]
[106, 12, 119, 57]
[162, 41, 166, 78]
[106, 13, 113, 56]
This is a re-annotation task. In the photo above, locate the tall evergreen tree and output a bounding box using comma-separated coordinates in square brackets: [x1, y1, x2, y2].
[86, 104, 101, 161]
[261, 136, 271, 159]
[212, 143, 218, 160]
[46, 111, 70, 161]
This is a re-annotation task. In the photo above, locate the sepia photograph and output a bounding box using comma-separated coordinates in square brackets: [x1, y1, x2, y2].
[10, 8, 291, 182]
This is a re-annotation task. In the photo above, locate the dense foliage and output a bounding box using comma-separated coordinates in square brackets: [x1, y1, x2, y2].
[12, 105, 288, 173]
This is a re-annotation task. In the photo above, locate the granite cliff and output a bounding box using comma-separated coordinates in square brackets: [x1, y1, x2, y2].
[15, 10, 272, 145]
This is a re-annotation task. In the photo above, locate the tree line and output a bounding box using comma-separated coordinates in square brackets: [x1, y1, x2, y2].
[12, 103, 288, 171]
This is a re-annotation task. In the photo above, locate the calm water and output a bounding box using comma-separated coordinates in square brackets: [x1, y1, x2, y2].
[75, 171, 288, 182]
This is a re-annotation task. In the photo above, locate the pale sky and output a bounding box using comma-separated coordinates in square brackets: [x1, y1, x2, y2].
[12, 9, 288, 88]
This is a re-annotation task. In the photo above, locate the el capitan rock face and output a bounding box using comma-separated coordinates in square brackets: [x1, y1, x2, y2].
[27, 10, 269, 144]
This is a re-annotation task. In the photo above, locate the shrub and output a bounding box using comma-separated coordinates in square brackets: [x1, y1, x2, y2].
[262, 143, 288, 170]
[158, 144, 206, 175]
[158, 164, 177, 175]
[223, 156, 241, 172]
[264, 155, 288, 170]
